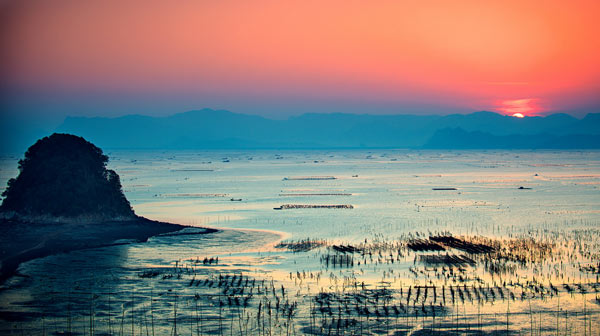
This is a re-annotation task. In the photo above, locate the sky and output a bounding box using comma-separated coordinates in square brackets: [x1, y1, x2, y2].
[1, 0, 599, 129]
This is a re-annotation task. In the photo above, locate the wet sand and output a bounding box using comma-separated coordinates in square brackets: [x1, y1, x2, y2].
[0, 217, 216, 284]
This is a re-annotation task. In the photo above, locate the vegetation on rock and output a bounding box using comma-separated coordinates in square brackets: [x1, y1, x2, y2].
[0, 133, 135, 221]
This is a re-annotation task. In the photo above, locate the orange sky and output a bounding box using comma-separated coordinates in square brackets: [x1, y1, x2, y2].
[1, 0, 599, 117]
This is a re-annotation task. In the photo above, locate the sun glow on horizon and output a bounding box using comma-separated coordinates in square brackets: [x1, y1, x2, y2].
[498, 98, 542, 117]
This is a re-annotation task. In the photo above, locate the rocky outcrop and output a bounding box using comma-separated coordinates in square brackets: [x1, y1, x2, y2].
[0, 133, 135, 222]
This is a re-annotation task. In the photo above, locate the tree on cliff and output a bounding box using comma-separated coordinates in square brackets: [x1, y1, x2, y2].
[0, 133, 135, 220]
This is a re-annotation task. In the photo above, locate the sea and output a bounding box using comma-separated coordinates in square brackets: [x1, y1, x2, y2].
[0, 149, 599, 335]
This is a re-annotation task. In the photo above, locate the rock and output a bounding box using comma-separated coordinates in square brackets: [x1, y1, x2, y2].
[0, 133, 135, 222]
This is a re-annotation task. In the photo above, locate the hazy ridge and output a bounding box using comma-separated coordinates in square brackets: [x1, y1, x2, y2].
[55, 109, 600, 149]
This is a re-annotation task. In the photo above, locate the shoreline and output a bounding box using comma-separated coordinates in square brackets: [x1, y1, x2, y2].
[0, 216, 216, 285]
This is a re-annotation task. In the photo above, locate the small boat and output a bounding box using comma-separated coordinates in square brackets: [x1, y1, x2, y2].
[273, 207, 283, 210]
[230, 198, 242, 201]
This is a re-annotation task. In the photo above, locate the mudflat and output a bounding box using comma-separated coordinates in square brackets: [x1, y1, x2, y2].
[0, 217, 211, 284]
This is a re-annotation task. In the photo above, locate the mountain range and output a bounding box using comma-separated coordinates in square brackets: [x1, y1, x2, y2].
[54, 109, 600, 150]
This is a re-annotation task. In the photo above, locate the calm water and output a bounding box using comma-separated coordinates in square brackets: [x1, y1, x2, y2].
[1, 149, 599, 335]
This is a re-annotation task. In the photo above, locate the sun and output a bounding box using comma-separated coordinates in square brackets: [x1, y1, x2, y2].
[498, 98, 541, 117]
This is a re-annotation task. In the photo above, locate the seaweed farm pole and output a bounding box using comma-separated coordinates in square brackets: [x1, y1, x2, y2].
[432, 302, 436, 335]
[151, 289, 155, 336]
[107, 293, 113, 336]
[120, 304, 125, 336]
[68, 292, 73, 335]
[528, 295, 533, 335]
[556, 295, 559, 336]
[173, 293, 178, 336]
[506, 294, 510, 335]
[230, 305, 234, 336]
[199, 299, 204, 336]
[194, 299, 199, 336]
[143, 303, 150, 336]
[454, 293, 458, 333]
[564, 309, 568, 335]
[583, 293, 587, 336]
[307, 300, 312, 335]
[219, 298, 224, 336]
[89, 293, 95, 336]
[131, 291, 135, 336]
[187, 301, 195, 336]
[477, 302, 481, 333]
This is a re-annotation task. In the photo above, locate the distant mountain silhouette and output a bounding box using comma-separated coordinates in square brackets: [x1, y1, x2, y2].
[56, 109, 600, 149]
[424, 128, 600, 149]
[0, 133, 135, 222]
